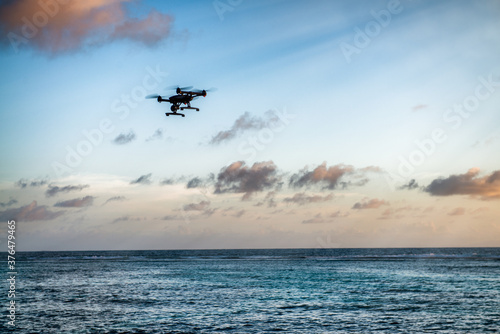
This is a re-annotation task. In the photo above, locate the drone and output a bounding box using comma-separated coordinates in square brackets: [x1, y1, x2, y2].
[145, 86, 212, 117]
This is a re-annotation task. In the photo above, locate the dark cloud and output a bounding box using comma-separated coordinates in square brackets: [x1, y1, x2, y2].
[161, 215, 178, 221]
[113, 130, 136, 145]
[182, 200, 215, 217]
[160, 178, 176, 186]
[146, 128, 163, 142]
[215, 161, 279, 200]
[0, 1, 174, 54]
[209, 111, 280, 145]
[0, 201, 64, 221]
[54, 196, 94, 208]
[283, 193, 333, 206]
[113, 216, 129, 223]
[112, 215, 144, 224]
[104, 196, 126, 205]
[130, 173, 152, 185]
[161, 176, 206, 187]
[183, 200, 210, 211]
[348, 178, 369, 188]
[352, 198, 389, 210]
[186, 177, 203, 189]
[0, 198, 18, 208]
[15, 179, 28, 188]
[289, 163, 354, 190]
[45, 184, 89, 197]
[399, 179, 419, 190]
[424, 168, 500, 200]
[15, 178, 48, 188]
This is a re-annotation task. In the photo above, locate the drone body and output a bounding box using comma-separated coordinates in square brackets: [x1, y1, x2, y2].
[146, 86, 209, 117]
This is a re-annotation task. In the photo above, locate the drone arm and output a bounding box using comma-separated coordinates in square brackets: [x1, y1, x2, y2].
[179, 90, 207, 97]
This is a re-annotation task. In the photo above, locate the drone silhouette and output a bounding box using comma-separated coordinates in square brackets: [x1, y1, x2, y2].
[146, 86, 213, 117]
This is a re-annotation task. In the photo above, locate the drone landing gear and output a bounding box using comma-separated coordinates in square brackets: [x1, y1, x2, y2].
[165, 113, 185, 117]
[180, 106, 199, 112]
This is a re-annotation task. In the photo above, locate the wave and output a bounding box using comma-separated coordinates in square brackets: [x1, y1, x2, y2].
[13, 248, 500, 262]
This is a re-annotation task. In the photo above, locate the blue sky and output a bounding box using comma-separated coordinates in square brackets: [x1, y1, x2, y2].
[1, 0, 499, 250]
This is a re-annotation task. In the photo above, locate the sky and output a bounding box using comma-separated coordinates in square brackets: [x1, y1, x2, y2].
[0, 0, 499, 251]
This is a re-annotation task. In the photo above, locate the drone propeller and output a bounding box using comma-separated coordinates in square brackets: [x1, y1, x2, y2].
[193, 87, 217, 93]
[145, 94, 161, 99]
[166, 85, 193, 92]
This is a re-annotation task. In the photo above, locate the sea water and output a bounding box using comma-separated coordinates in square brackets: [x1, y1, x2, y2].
[2, 248, 499, 333]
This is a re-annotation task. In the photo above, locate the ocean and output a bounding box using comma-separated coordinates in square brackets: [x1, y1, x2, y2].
[2, 248, 499, 333]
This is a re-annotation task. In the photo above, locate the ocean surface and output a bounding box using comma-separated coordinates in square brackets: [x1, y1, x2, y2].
[2, 248, 499, 333]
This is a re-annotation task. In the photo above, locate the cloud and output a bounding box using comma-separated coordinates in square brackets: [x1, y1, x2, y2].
[330, 210, 349, 218]
[448, 207, 466, 216]
[352, 198, 389, 210]
[160, 178, 176, 186]
[302, 213, 330, 224]
[160, 214, 178, 221]
[0, 0, 174, 54]
[45, 184, 89, 197]
[209, 111, 280, 145]
[130, 173, 152, 185]
[183, 200, 211, 212]
[54, 196, 94, 208]
[110, 9, 173, 46]
[215, 161, 279, 200]
[233, 210, 245, 218]
[359, 166, 384, 173]
[378, 205, 418, 220]
[146, 128, 163, 142]
[255, 191, 277, 208]
[0, 198, 18, 208]
[160, 176, 204, 187]
[424, 168, 500, 200]
[399, 179, 419, 190]
[0, 201, 64, 221]
[289, 163, 354, 190]
[283, 193, 333, 206]
[412, 104, 428, 112]
[104, 196, 126, 205]
[182, 200, 215, 217]
[186, 177, 203, 189]
[113, 130, 136, 145]
[15, 178, 48, 188]
[112, 215, 144, 224]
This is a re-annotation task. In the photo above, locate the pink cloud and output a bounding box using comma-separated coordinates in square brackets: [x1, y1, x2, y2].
[0, 201, 64, 221]
[425, 168, 500, 200]
[352, 198, 389, 210]
[0, 0, 174, 54]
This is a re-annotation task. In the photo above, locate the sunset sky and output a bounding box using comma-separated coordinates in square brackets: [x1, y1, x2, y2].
[1, 0, 499, 251]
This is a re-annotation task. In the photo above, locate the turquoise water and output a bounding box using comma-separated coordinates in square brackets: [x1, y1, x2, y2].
[3, 248, 500, 333]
